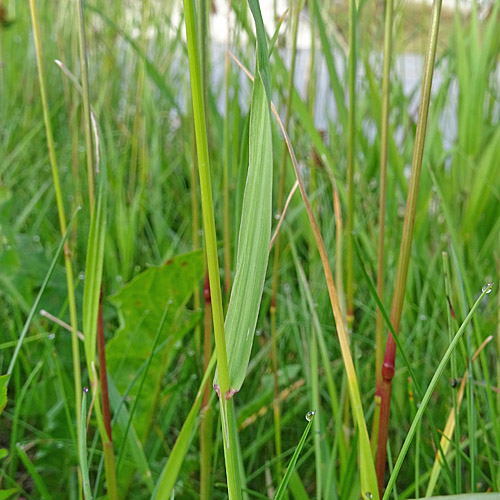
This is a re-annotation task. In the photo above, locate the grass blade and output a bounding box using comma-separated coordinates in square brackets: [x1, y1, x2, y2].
[153, 354, 216, 500]
[274, 416, 314, 500]
[80, 387, 92, 500]
[16, 444, 53, 500]
[382, 284, 494, 500]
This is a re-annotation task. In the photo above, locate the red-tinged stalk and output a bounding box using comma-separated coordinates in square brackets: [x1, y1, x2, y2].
[97, 289, 118, 497]
[372, 0, 394, 458]
[190, 114, 202, 358]
[375, 0, 443, 492]
[346, 0, 357, 330]
[97, 289, 112, 441]
[200, 272, 214, 499]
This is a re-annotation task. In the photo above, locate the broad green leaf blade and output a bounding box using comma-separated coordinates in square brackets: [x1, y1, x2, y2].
[213, 0, 273, 397]
[107, 250, 203, 439]
[214, 72, 272, 395]
[274, 417, 314, 500]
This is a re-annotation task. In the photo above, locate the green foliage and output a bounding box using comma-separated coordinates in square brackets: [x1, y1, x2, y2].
[2, 0, 500, 498]
[107, 250, 203, 439]
[0, 375, 7, 416]
[215, 66, 273, 395]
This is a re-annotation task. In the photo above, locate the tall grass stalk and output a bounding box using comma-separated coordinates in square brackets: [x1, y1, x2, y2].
[28, 0, 82, 456]
[346, 0, 357, 329]
[223, 0, 232, 298]
[183, 1, 239, 497]
[375, 0, 443, 490]
[442, 250, 461, 492]
[270, 0, 301, 482]
[372, 0, 394, 457]
[76, 0, 94, 207]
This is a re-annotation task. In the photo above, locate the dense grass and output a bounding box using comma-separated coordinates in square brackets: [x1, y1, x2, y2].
[1, 0, 500, 498]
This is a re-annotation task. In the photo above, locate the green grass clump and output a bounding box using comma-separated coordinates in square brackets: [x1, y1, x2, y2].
[1, 0, 500, 499]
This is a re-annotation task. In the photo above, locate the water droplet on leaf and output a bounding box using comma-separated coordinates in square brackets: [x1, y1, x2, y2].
[482, 283, 493, 294]
[305, 410, 316, 422]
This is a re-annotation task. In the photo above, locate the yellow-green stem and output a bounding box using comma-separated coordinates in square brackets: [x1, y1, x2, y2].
[183, 1, 239, 498]
[28, 0, 82, 451]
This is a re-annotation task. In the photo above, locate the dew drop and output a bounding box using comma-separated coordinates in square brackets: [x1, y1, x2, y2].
[482, 283, 493, 294]
[305, 410, 316, 422]
[274, 211, 281, 220]
[79, 272, 85, 281]
[48, 333, 55, 340]
[33, 235, 40, 243]
[56, 442, 63, 449]
[83, 387, 89, 394]
[364, 492, 373, 500]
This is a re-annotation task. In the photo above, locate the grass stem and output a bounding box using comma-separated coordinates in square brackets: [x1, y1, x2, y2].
[183, 1, 239, 497]
[375, 0, 443, 490]
[28, 0, 82, 465]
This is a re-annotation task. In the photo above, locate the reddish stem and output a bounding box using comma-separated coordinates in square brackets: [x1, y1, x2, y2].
[202, 272, 212, 408]
[375, 332, 397, 494]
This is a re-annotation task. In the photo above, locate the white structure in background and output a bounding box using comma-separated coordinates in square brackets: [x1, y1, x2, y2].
[207, 0, 485, 49]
